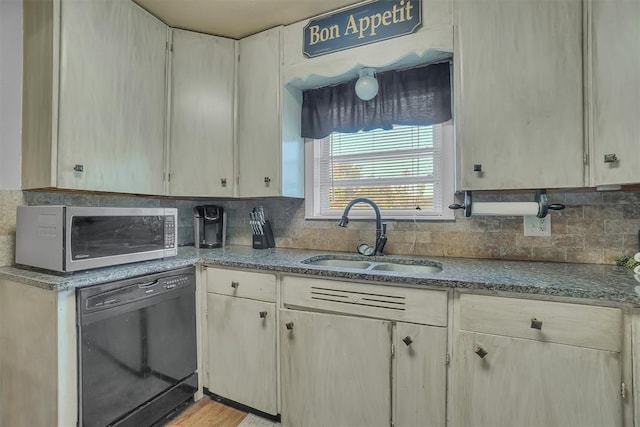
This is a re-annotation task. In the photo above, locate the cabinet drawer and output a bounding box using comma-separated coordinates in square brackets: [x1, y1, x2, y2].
[459, 293, 622, 352]
[282, 276, 447, 326]
[206, 267, 276, 302]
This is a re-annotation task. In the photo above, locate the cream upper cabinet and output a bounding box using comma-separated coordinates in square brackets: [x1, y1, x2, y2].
[454, 0, 585, 191]
[166, 30, 236, 197]
[236, 27, 304, 198]
[236, 27, 281, 197]
[588, 0, 640, 187]
[22, 0, 167, 195]
[451, 293, 629, 427]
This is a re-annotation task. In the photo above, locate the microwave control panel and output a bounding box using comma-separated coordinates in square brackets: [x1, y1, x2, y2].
[165, 215, 176, 249]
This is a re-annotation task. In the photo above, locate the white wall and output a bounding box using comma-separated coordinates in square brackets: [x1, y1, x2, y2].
[0, 0, 23, 190]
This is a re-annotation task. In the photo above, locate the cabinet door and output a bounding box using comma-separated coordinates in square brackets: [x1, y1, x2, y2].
[455, 0, 584, 190]
[394, 323, 447, 427]
[589, 0, 640, 186]
[168, 30, 235, 197]
[237, 27, 282, 197]
[452, 331, 623, 427]
[207, 294, 277, 415]
[57, 0, 166, 194]
[280, 309, 392, 427]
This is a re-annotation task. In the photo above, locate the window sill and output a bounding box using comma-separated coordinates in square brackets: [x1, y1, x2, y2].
[304, 213, 456, 221]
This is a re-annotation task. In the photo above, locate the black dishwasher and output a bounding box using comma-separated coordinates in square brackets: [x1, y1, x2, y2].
[77, 266, 197, 427]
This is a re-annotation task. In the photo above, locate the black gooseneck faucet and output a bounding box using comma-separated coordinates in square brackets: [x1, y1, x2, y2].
[338, 197, 387, 255]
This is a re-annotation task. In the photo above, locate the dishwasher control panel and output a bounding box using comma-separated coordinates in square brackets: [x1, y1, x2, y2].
[79, 266, 195, 314]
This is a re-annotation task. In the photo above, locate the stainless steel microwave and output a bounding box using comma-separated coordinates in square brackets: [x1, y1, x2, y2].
[16, 206, 178, 273]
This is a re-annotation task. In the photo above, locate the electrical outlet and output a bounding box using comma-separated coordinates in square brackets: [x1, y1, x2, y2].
[524, 215, 551, 237]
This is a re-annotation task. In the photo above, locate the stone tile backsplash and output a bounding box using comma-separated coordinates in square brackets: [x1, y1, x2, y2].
[0, 188, 637, 267]
[0, 190, 24, 266]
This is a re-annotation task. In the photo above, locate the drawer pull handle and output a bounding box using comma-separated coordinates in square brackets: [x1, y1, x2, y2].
[530, 318, 543, 330]
[475, 346, 488, 359]
[402, 336, 413, 346]
[285, 322, 294, 331]
[231, 281, 239, 289]
[259, 311, 268, 319]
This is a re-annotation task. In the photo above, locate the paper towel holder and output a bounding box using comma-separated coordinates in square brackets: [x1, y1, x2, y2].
[448, 190, 565, 218]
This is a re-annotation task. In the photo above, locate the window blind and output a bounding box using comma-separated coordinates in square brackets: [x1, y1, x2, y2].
[315, 124, 444, 217]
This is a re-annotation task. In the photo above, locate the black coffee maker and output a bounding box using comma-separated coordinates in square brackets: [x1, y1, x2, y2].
[193, 205, 226, 248]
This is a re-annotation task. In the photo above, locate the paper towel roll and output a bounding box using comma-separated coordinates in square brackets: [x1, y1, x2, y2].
[635, 265, 640, 275]
[471, 202, 540, 216]
[635, 252, 640, 263]
[635, 274, 640, 285]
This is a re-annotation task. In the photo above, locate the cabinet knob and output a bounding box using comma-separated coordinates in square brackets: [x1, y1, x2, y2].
[73, 164, 84, 172]
[473, 164, 482, 172]
[475, 346, 488, 358]
[530, 318, 543, 330]
[604, 153, 618, 163]
[221, 178, 227, 186]
[259, 311, 268, 318]
[285, 322, 294, 330]
[231, 281, 239, 289]
[402, 336, 413, 346]
[264, 176, 271, 184]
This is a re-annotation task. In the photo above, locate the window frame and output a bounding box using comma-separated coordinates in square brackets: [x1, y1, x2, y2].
[304, 120, 456, 221]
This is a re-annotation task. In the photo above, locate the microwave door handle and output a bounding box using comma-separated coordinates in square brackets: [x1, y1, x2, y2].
[137, 280, 160, 288]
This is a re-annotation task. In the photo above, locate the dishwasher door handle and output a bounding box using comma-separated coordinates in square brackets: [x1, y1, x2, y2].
[137, 280, 160, 288]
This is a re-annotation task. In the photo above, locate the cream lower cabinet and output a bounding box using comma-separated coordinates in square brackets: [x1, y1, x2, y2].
[0, 280, 76, 427]
[394, 322, 447, 427]
[204, 268, 277, 415]
[451, 293, 628, 427]
[280, 276, 448, 427]
[280, 310, 392, 427]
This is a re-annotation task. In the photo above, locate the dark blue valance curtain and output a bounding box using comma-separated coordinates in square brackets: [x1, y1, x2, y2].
[300, 61, 452, 139]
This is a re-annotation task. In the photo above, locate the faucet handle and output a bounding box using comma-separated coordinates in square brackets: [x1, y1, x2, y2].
[375, 234, 387, 255]
[382, 223, 387, 235]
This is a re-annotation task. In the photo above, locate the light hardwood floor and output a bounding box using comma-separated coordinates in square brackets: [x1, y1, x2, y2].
[166, 398, 247, 427]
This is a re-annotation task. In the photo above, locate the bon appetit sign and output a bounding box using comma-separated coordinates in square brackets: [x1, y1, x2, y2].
[303, 0, 422, 58]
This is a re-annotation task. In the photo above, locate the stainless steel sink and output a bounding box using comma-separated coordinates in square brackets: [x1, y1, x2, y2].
[305, 259, 372, 269]
[302, 256, 442, 274]
[371, 263, 443, 274]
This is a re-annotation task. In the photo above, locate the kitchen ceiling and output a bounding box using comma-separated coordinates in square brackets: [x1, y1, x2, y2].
[133, 0, 362, 39]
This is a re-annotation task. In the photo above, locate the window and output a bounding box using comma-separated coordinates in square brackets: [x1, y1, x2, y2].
[305, 121, 455, 220]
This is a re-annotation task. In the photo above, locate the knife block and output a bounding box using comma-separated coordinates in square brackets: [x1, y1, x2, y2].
[252, 220, 275, 249]
[264, 220, 275, 248]
[252, 234, 269, 249]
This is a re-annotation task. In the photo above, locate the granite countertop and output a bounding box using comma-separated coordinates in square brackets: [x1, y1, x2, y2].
[0, 248, 202, 291]
[1, 245, 639, 306]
